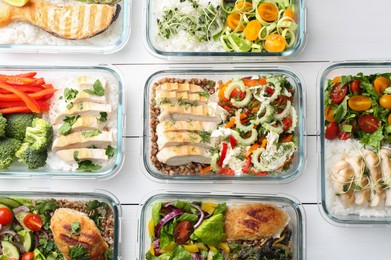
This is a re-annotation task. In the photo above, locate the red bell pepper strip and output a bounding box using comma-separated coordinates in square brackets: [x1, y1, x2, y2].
[0, 101, 49, 112]
[0, 72, 37, 78]
[0, 86, 44, 94]
[0, 88, 56, 102]
[229, 135, 238, 149]
[0, 82, 40, 113]
[242, 156, 252, 174]
[218, 167, 235, 175]
[0, 75, 36, 86]
[0, 107, 33, 114]
[39, 84, 55, 101]
[218, 143, 228, 167]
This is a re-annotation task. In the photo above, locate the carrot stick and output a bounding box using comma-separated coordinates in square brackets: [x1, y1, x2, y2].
[200, 166, 212, 175]
[281, 134, 293, 143]
[245, 143, 261, 157]
[225, 117, 236, 128]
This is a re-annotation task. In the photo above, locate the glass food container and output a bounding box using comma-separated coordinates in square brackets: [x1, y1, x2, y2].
[0, 64, 125, 179]
[137, 191, 306, 260]
[0, 0, 132, 54]
[143, 0, 306, 59]
[0, 189, 122, 259]
[319, 61, 391, 226]
[142, 66, 306, 183]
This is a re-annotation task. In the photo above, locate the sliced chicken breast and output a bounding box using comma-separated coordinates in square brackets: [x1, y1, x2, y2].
[363, 150, 384, 208]
[54, 102, 112, 124]
[157, 131, 212, 150]
[331, 160, 355, 207]
[156, 121, 218, 135]
[52, 131, 113, 152]
[156, 91, 208, 105]
[156, 145, 210, 166]
[345, 156, 370, 206]
[156, 82, 204, 93]
[158, 104, 221, 123]
[380, 149, 391, 206]
[72, 91, 107, 104]
[69, 116, 105, 132]
[56, 148, 108, 162]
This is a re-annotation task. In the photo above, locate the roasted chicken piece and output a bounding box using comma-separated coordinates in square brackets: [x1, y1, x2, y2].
[345, 156, 370, 206]
[363, 150, 384, 208]
[330, 160, 355, 207]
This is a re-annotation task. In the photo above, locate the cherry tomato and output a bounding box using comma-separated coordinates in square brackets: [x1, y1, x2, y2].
[218, 167, 235, 175]
[234, 1, 252, 12]
[325, 122, 338, 140]
[330, 82, 348, 104]
[337, 131, 351, 140]
[358, 114, 380, 133]
[350, 80, 362, 94]
[264, 34, 286, 52]
[324, 106, 335, 123]
[282, 117, 292, 131]
[380, 95, 391, 109]
[374, 77, 390, 94]
[23, 213, 43, 232]
[283, 8, 295, 20]
[174, 221, 194, 245]
[21, 252, 35, 260]
[0, 207, 13, 225]
[244, 20, 262, 41]
[348, 95, 372, 111]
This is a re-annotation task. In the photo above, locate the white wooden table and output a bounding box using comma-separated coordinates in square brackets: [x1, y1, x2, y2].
[1, 0, 391, 259]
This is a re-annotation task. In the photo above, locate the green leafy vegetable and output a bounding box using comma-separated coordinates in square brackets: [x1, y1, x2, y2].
[68, 245, 90, 260]
[59, 115, 80, 136]
[64, 88, 79, 102]
[81, 130, 102, 138]
[98, 112, 108, 122]
[83, 80, 105, 96]
[71, 222, 81, 236]
[105, 145, 116, 158]
[193, 214, 225, 246]
[77, 160, 102, 172]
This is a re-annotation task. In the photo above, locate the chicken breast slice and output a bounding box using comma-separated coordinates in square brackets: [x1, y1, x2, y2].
[69, 116, 106, 132]
[157, 131, 212, 150]
[54, 102, 112, 124]
[156, 121, 218, 135]
[52, 131, 113, 152]
[72, 91, 107, 104]
[156, 90, 208, 105]
[158, 104, 221, 123]
[156, 145, 210, 166]
[380, 149, 391, 206]
[56, 148, 108, 162]
[156, 82, 204, 93]
[345, 156, 370, 206]
[50, 208, 108, 260]
[331, 160, 355, 207]
[363, 150, 385, 208]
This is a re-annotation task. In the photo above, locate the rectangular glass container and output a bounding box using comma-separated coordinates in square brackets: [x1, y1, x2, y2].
[144, 0, 306, 59]
[0, 64, 125, 179]
[142, 66, 306, 183]
[137, 191, 306, 260]
[319, 61, 391, 226]
[0, 0, 132, 54]
[0, 189, 122, 259]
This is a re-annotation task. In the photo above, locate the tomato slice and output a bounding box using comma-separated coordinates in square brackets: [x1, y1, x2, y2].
[330, 82, 348, 104]
[229, 136, 238, 149]
[21, 252, 35, 260]
[282, 117, 292, 131]
[23, 213, 43, 232]
[337, 131, 351, 140]
[218, 167, 235, 175]
[358, 114, 380, 133]
[0, 207, 13, 225]
[350, 80, 362, 94]
[242, 156, 252, 174]
[325, 122, 338, 140]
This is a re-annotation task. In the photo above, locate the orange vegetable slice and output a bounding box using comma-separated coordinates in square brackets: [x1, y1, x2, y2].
[244, 20, 262, 41]
[264, 34, 286, 52]
[257, 2, 278, 22]
[226, 13, 244, 32]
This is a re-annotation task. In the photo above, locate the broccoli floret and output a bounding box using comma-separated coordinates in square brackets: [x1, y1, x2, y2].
[15, 143, 48, 169]
[5, 113, 36, 140]
[24, 118, 53, 152]
[0, 138, 22, 169]
[0, 114, 6, 137]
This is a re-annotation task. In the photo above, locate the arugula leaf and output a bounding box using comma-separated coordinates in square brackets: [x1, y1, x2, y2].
[71, 222, 81, 236]
[105, 145, 116, 158]
[68, 245, 90, 260]
[81, 130, 102, 138]
[64, 88, 79, 102]
[77, 160, 102, 172]
[83, 80, 105, 96]
[98, 112, 108, 122]
[59, 115, 80, 136]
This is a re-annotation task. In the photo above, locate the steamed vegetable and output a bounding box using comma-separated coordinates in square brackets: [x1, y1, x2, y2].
[0, 138, 22, 169]
[4, 113, 36, 140]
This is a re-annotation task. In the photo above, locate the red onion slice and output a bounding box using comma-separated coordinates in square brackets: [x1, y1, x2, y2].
[154, 208, 184, 236]
[0, 229, 17, 236]
[12, 205, 29, 214]
[12, 242, 25, 254]
[191, 204, 205, 229]
[153, 238, 160, 256]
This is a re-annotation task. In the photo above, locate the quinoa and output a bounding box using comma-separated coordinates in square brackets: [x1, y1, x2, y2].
[150, 77, 216, 176]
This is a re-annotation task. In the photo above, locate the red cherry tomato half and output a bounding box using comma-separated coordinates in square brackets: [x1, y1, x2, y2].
[358, 114, 380, 133]
[325, 122, 339, 140]
[350, 80, 362, 94]
[330, 82, 348, 104]
[0, 207, 13, 225]
[21, 252, 35, 260]
[337, 131, 351, 140]
[23, 213, 43, 232]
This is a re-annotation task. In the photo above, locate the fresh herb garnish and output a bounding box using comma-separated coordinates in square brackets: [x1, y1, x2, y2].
[78, 103, 83, 110]
[81, 130, 102, 138]
[64, 88, 79, 102]
[71, 222, 81, 236]
[97, 112, 108, 122]
[67, 102, 74, 110]
[86, 200, 109, 231]
[83, 80, 105, 96]
[77, 160, 102, 172]
[105, 145, 116, 158]
[68, 245, 90, 260]
[59, 115, 80, 136]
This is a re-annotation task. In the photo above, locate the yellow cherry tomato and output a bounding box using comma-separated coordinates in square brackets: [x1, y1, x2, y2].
[226, 13, 244, 32]
[348, 95, 372, 111]
[257, 2, 279, 22]
[283, 8, 295, 20]
[374, 76, 391, 94]
[325, 106, 335, 123]
[331, 76, 341, 84]
[380, 95, 391, 109]
[234, 1, 252, 12]
[244, 20, 262, 41]
[264, 34, 286, 52]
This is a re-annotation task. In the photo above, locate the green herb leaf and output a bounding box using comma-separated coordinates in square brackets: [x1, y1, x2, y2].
[83, 80, 104, 96]
[77, 160, 102, 172]
[73, 151, 79, 162]
[68, 245, 90, 260]
[97, 112, 108, 122]
[59, 115, 80, 136]
[81, 130, 102, 138]
[71, 222, 81, 236]
[78, 103, 83, 110]
[105, 145, 116, 158]
[67, 102, 74, 110]
[64, 88, 79, 102]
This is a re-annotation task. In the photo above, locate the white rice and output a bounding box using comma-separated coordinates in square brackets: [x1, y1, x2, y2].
[150, 0, 225, 52]
[43, 72, 118, 172]
[324, 139, 391, 217]
[0, 0, 123, 47]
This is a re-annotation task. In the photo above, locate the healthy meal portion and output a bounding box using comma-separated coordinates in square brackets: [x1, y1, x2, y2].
[149, 74, 298, 177]
[0, 0, 123, 46]
[0, 196, 115, 259]
[324, 72, 391, 216]
[151, 0, 298, 53]
[0, 71, 118, 173]
[145, 200, 292, 259]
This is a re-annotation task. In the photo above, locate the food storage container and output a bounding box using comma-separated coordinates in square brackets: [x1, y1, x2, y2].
[0, 64, 125, 179]
[0, 189, 122, 259]
[319, 61, 391, 226]
[0, 0, 131, 54]
[137, 191, 306, 260]
[142, 66, 306, 183]
[143, 0, 306, 59]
